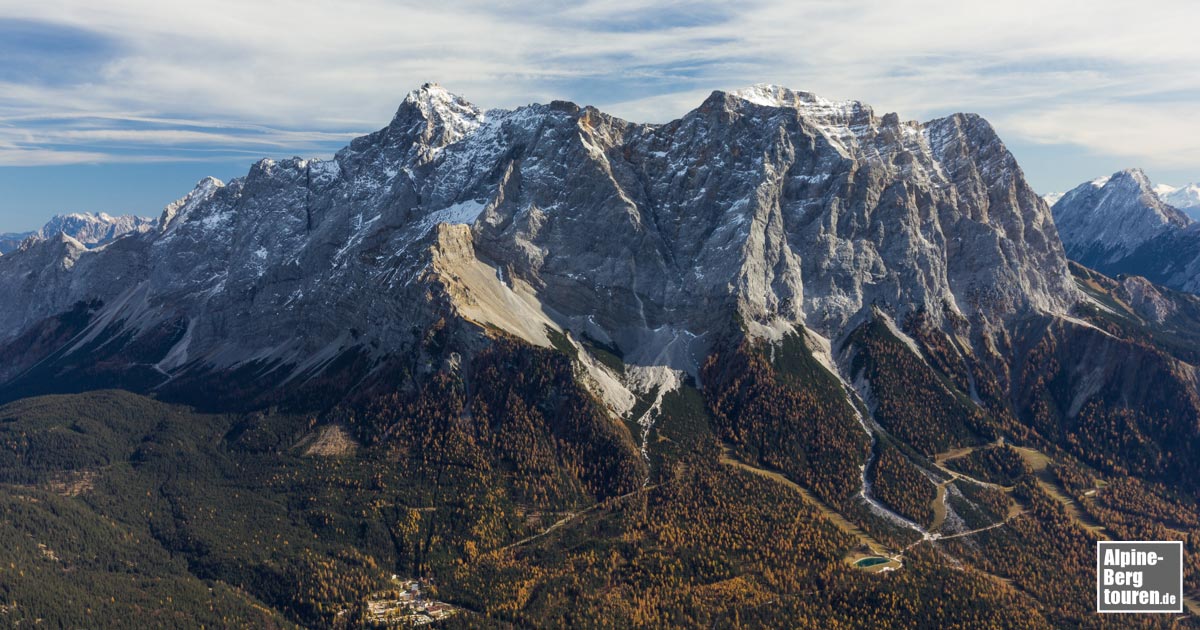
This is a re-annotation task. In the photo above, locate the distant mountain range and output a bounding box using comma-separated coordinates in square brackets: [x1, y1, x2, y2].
[0, 212, 154, 255]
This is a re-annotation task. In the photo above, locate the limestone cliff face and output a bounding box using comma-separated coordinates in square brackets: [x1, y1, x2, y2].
[0, 83, 1079, 390]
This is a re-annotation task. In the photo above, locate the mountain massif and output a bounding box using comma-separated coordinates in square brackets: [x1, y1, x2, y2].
[1, 84, 1199, 629]
[0, 84, 1076, 401]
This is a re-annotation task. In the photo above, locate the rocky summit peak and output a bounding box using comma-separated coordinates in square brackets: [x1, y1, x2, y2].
[402, 82, 460, 109]
[1112, 167, 1158, 192]
[160, 176, 226, 231]
[392, 83, 483, 149]
[1109, 169, 1188, 224]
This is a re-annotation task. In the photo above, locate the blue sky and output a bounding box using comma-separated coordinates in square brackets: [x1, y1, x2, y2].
[1, 0, 1198, 231]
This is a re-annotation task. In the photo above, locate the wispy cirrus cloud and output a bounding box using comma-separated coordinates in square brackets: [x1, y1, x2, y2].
[0, 146, 110, 166]
[0, 0, 1197, 189]
[1001, 102, 1200, 170]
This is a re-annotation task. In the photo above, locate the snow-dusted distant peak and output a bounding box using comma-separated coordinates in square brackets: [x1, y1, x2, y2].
[1053, 169, 1200, 293]
[1154, 183, 1178, 197]
[1175, 184, 1200, 204]
[59, 211, 113, 222]
[1052, 168, 1192, 265]
[1043, 192, 1064, 206]
[0, 211, 155, 255]
[1160, 183, 1200, 218]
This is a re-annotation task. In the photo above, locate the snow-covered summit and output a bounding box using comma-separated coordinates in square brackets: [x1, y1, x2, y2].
[393, 83, 485, 149]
